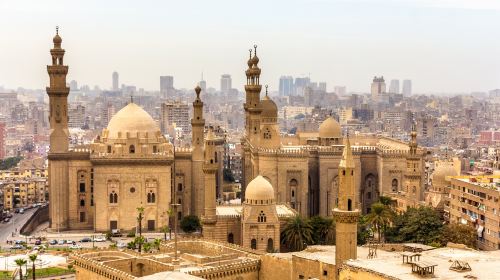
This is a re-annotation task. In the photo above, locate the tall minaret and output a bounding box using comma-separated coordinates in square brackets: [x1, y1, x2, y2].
[47, 26, 69, 153]
[202, 127, 218, 238]
[333, 135, 359, 272]
[404, 122, 422, 205]
[191, 85, 205, 216]
[244, 45, 263, 147]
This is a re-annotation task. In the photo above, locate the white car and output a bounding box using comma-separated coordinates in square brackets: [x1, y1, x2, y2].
[69, 244, 82, 249]
[117, 242, 127, 249]
[93, 237, 105, 242]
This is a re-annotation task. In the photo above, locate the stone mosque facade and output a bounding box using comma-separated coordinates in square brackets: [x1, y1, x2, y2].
[47, 30, 424, 252]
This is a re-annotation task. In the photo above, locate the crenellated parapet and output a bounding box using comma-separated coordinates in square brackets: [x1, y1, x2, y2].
[188, 259, 260, 278]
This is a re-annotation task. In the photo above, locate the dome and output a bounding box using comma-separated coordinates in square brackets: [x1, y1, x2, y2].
[319, 117, 341, 138]
[432, 163, 458, 187]
[245, 175, 275, 203]
[261, 96, 277, 118]
[106, 103, 160, 139]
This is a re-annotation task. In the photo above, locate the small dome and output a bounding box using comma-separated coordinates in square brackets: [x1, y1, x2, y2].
[261, 96, 277, 118]
[53, 34, 62, 45]
[106, 103, 160, 139]
[251, 55, 259, 66]
[319, 117, 341, 138]
[432, 163, 458, 187]
[245, 175, 275, 202]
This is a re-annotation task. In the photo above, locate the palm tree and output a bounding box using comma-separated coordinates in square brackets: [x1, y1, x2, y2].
[29, 254, 37, 280]
[153, 238, 161, 252]
[14, 258, 27, 280]
[134, 236, 145, 253]
[281, 216, 314, 251]
[366, 202, 393, 242]
[136, 207, 144, 252]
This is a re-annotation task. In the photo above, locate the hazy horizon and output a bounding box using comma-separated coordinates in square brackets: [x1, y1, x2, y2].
[1, 0, 499, 93]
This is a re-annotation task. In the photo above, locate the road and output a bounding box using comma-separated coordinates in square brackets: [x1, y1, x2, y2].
[0, 208, 37, 243]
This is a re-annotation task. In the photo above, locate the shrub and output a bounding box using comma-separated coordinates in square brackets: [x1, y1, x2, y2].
[180, 215, 201, 233]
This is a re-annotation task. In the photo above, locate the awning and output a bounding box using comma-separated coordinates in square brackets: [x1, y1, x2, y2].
[477, 225, 484, 237]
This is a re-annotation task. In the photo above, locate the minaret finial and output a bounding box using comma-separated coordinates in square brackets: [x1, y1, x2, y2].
[254, 44, 257, 56]
[265, 85, 268, 97]
[249, 49, 252, 59]
[56, 26, 59, 35]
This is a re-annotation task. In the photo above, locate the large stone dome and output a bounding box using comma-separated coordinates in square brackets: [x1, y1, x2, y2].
[319, 117, 341, 138]
[432, 163, 458, 187]
[245, 175, 275, 204]
[106, 103, 160, 139]
[261, 96, 278, 119]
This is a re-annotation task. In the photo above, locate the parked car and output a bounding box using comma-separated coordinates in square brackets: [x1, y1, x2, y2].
[19, 208, 25, 214]
[69, 244, 82, 249]
[80, 237, 92, 243]
[117, 242, 127, 249]
[3, 218, 10, 223]
[10, 244, 23, 250]
[14, 209, 20, 214]
[57, 240, 65, 245]
[93, 237, 105, 242]
[49, 239, 57, 245]
[34, 239, 42, 245]
[111, 229, 123, 237]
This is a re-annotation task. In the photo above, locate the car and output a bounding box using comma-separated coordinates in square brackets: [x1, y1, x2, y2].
[14, 209, 20, 214]
[80, 237, 92, 243]
[49, 239, 57, 245]
[3, 218, 10, 223]
[93, 237, 105, 242]
[111, 229, 122, 237]
[6, 213, 13, 218]
[10, 244, 23, 250]
[69, 244, 82, 249]
[57, 240, 65, 245]
[117, 242, 127, 249]
[34, 239, 42, 245]
[19, 208, 25, 214]
[15, 240, 24, 245]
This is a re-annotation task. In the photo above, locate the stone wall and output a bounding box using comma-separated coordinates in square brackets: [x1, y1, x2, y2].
[292, 255, 336, 280]
[259, 254, 292, 280]
[339, 264, 399, 280]
[20, 205, 49, 235]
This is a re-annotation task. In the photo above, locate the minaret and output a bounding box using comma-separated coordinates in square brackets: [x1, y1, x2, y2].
[202, 127, 218, 238]
[47, 26, 69, 153]
[191, 85, 205, 216]
[404, 122, 422, 205]
[244, 45, 263, 147]
[333, 135, 359, 272]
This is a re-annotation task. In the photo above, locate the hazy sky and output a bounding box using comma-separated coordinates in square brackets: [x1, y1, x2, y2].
[1, 0, 499, 93]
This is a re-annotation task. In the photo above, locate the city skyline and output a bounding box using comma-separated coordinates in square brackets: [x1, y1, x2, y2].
[0, 0, 499, 93]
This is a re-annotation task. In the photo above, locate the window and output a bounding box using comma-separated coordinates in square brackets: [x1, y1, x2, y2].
[178, 183, 183, 192]
[392, 179, 398, 192]
[348, 199, 352, 211]
[147, 191, 156, 203]
[79, 212, 85, 222]
[79, 183, 85, 193]
[258, 211, 267, 222]
[267, 238, 274, 252]
[107, 145, 111, 153]
[129, 145, 135, 154]
[153, 145, 157, 153]
[412, 186, 417, 194]
[109, 192, 118, 204]
[80, 199, 85, 207]
[228, 233, 234, 244]
[263, 128, 271, 139]
[215, 152, 218, 163]
[251, 239, 257, 250]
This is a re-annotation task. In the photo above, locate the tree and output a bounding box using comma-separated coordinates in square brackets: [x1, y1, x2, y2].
[441, 223, 477, 249]
[385, 207, 443, 245]
[134, 236, 145, 253]
[29, 254, 37, 280]
[309, 216, 335, 245]
[357, 215, 371, 246]
[15, 258, 27, 280]
[378, 196, 394, 207]
[153, 238, 162, 251]
[160, 226, 169, 241]
[281, 216, 314, 251]
[136, 207, 144, 237]
[180, 215, 201, 233]
[143, 242, 152, 253]
[365, 202, 393, 242]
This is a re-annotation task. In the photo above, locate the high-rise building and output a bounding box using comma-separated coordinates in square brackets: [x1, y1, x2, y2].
[402, 79, 412, 96]
[0, 122, 5, 159]
[318, 82, 327, 92]
[334, 86, 346, 96]
[112, 71, 119, 90]
[279, 76, 294, 97]
[389, 79, 399, 94]
[160, 76, 174, 98]
[294, 77, 310, 95]
[69, 80, 78, 91]
[199, 73, 207, 93]
[371, 76, 386, 101]
[220, 74, 232, 93]
[68, 105, 85, 128]
[161, 102, 190, 134]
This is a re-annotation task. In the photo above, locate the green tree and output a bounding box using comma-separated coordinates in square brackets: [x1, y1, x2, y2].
[29, 254, 37, 280]
[386, 207, 443, 245]
[365, 202, 393, 242]
[143, 242, 152, 253]
[15, 258, 27, 280]
[180, 215, 201, 233]
[357, 215, 371, 246]
[281, 216, 314, 251]
[134, 236, 145, 253]
[441, 223, 477, 249]
[160, 226, 169, 241]
[309, 216, 335, 245]
[153, 238, 162, 251]
[378, 196, 394, 207]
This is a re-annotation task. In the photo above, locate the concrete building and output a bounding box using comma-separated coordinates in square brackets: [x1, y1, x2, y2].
[68, 104, 85, 128]
[112, 71, 119, 91]
[447, 175, 500, 250]
[220, 74, 232, 93]
[371, 76, 386, 102]
[160, 102, 190, 135]
[402, 79, 412, 96]
[0, 122, 5, 159]
[279, 76, 294, 97]
[389, 79, 399, 94]
[160, 76, 174, 98]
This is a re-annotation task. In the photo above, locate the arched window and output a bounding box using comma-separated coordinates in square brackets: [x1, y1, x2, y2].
[267, 238, 274, 252]
[227, 233, 234, 244]
[80, 199, 85, 207]
[178, 183, 183, 192]
[392, 179, 398, 192]
[114, 193, 118, 203]
[129, 145, 135, 154]
[109, 193, 114, 203]
[109, 192, 118, 204]
[151, 192, 156, 203]
[348, 199, 352, 211]
[412, 186, 417, 194]
[214, 152, 218, 163]
[258, 211, 267, 222]
[251, 239, 257, 250]
[263, 128, 271, 139]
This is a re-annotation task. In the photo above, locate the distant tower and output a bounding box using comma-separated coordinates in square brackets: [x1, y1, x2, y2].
[112, 71, 119, 90]
[47, 27, 71, 231]
[371, 76, 386, 101]
[199, 72, 207, 93]
[389, 79, 400, 94]
[333, 135, 359, 272]
[202, 127, 218, 238]
[191, 86, 205, 216]
[47, 27, 69, 153]
[403, 122, 422, 207]
[279, 76, 294, 97]
[402, 80, 412, 96]
[220, 74, 232, 93]
[160, 76, 174, 98]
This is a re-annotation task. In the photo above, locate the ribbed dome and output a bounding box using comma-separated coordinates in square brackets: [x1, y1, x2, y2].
[319, 117, 341, 138]
[106, 103, 159, 139]
[261, 96, 277, 118]
[53, 34, 62, 44]
[432, 163, 458, 187]
[245, 175, 275, 203]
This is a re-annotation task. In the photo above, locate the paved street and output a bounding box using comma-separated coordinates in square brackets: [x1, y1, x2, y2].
[0, 208, 37, 243]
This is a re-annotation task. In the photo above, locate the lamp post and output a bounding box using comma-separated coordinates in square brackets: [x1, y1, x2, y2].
[171, 133, 181, 263]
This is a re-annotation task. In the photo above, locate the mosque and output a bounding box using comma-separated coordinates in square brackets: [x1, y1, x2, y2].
[47, 30, 424, 253]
